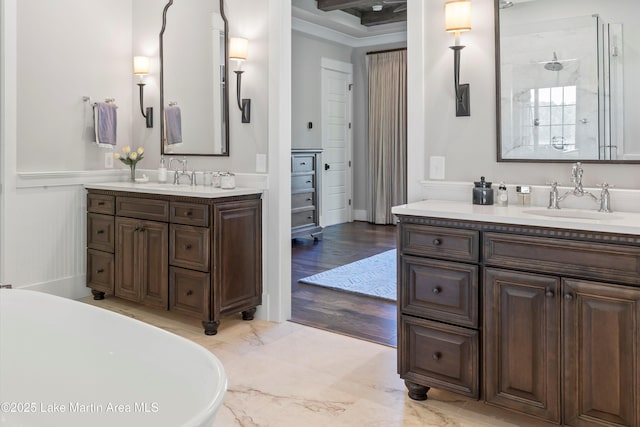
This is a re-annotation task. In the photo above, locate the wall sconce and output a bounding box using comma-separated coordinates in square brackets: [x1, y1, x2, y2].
[133, 56, 153, 128]
[445, 0, 472, 117]
[229, 37, 251, 123]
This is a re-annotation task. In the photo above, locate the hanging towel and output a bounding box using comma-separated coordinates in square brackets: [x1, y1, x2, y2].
[164, 105, 183, 146]
[93, 102, 117, 147]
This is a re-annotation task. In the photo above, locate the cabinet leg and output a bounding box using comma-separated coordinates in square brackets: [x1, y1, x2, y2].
[404, 380, 430, 401]
[242, 307, 257, 321]
[91, 290, 105, 301]
[202, 320, 220, 336]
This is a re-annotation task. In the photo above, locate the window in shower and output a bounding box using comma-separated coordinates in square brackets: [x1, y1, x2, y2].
[522, 85, 577, 152]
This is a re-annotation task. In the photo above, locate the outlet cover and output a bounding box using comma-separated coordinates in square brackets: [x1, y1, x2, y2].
[429, 156, 445, 180]
[256, 154, 267, 173]
[105, 152, 114, 168]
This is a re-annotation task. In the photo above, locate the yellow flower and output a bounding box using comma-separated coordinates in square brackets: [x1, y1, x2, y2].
[113, 153, 120, 159]
[137, 147, 144, 155]
[130, 152, 138, 160]
[123, 146, 131, 154]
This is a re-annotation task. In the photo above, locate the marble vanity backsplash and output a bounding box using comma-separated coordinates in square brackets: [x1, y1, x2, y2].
[420, 180, 640, 214]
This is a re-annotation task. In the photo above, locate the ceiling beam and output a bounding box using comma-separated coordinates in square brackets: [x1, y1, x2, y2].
[317, 0, 373, 12]
[361, 9, 406, 26]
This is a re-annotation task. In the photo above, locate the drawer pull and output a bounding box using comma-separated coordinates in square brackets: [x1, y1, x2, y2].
[97, 229, 105, 234]
[432, 238, 442, 246]
[306, 198, 312, 201]
[97, 201, 105, 206]
[134, 227, 140, 232]
[139, 227, 145, 232]
[96, 268, 104, 274]
[186, 211, 193, 217]
[545, 288, 554, 298]
[432, 287, 441, 294]
[300, 162, 307, 165]
[432, 352, 441, 361]
[186, 290, 193, 296]
[564, 293, 574, 301]
[306, 180, 312, 184]
[184, 244, 193, 250]
[307, 216, 313, 219]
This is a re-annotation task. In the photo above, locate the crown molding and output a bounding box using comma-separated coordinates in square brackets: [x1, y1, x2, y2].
[292, 17, 406, 48]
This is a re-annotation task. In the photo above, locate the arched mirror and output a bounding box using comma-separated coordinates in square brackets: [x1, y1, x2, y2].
[160, 0, 229, 156]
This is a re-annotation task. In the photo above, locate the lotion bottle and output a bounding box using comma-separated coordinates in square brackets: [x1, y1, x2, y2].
[158, 156, 167, 183]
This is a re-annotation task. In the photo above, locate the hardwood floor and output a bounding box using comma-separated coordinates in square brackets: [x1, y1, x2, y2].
[291, 221, 398, 347]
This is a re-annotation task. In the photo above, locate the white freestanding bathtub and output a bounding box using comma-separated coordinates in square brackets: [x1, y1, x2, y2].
[0, 289, 226, 427]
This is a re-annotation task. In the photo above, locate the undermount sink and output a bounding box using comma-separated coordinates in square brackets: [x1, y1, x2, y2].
[523, 209, 622, 221]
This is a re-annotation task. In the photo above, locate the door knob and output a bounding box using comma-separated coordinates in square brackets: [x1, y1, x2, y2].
[324, 163, 330, 170]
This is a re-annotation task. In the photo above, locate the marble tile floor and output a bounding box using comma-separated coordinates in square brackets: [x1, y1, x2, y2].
[83, 297, 552, 427]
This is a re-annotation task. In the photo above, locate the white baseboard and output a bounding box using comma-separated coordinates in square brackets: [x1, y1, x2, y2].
[19, 275, 91, 300]
[353, 209, 368, 221]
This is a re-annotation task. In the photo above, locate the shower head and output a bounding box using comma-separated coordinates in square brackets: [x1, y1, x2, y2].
[544, 52, 564, 71]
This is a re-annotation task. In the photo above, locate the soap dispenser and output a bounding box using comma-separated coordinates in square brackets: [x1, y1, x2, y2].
[158, 156, 167, 183]
[496, 182, 508, 207]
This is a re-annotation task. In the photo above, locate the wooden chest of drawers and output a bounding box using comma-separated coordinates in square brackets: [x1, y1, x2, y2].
[291, 149, 323, 240]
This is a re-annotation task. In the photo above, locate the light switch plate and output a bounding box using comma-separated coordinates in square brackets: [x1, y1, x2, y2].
[429, 156, 445, 180]
[105, 152, 114, 168]
[256, 154, 267, 173]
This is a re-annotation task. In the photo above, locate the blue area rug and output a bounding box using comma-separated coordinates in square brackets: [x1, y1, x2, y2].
[299, 249, 397, 301]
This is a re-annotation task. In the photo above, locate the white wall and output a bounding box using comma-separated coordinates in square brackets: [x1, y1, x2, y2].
[406, 0, 640, 199]
[291, 31, 352, 150]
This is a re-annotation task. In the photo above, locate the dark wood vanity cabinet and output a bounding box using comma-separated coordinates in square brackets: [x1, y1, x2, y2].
[397, 215, 640, 426]
[86, 189, 262, 335]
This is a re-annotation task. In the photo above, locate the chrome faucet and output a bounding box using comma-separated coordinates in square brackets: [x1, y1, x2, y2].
[548, 162, 609, 210]
[169, 157, 197, 185]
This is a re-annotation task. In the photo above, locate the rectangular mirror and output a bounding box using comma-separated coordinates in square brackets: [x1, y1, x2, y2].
[496, 0, 640, 163]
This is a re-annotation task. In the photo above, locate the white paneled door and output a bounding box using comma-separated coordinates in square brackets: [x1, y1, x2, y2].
[321, 59, 352, 227]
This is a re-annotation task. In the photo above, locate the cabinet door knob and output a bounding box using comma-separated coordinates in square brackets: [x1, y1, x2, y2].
[432, 287, 441, 294]
[186, 290, 193, 296]
[432, 352, 441, 361]
[184, 244, 192, 250]
[564, 293, 574, 301]
[432, 238, 442, 246]
[545, 288, 554, 298]
[97, 229, 105, 234]
[96, 268, 104, 274]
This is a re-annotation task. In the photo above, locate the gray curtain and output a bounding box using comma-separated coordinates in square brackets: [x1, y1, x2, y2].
[367, 50, 407, 224]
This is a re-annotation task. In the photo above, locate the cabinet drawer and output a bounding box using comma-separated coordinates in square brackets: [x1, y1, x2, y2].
[399, 315, 479, 398]
[291, 155, 315, 173]
[87, 193, 114, 214]
[86, 249, 114, 294]
[170, 224, 210, 272]
[292, 192, 315, 210]
[400, 256, 478, 327]
[484, 232, 640, 285]
[87, 213, 115, 252]
[400, 224, 479, 263]
[291, 174, 315, 192]
[169, 267, 210, 319]
[292, 210, 316, 228]
[170, 202, 209, 227]
[116, 197, 169, 222]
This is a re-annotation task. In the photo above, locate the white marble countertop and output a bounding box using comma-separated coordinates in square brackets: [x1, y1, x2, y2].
[392, 199, 640, 236]
[85, 181, 263, 199]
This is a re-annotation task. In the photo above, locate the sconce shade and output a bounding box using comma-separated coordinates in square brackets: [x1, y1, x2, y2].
[133, 56, 150, 75]
[229, 37, 248, 61]
[445, 0, 472, 32]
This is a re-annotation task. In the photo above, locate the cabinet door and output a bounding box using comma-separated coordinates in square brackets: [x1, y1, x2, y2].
[115, 218, 168, 307]
[563, 279, 640, 427]
[484, 268, 561, 423]
[213, 199, 262, 317]
[139, 220, 168, 309]
[115, 217, 140, 302]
